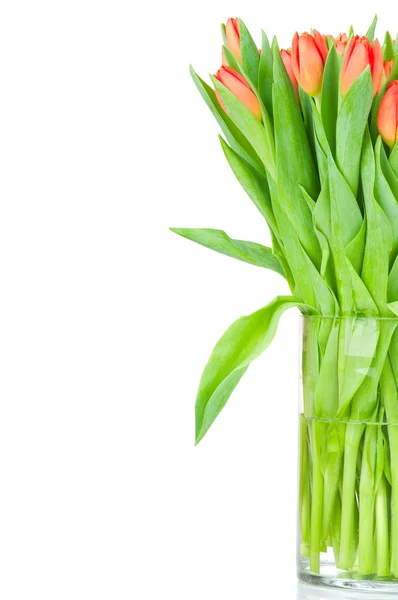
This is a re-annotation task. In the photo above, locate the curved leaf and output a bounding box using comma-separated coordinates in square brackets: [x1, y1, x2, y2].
[239, 19, 260, 87]
[336, 67, 374, 196]
[169, 228, 285, 275]
[195, 297, 314, 443]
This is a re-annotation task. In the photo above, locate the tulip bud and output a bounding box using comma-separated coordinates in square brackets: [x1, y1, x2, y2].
[280, 49, 299, 100]
[224, 18, 241, 64]
[291, 30, 328, 96]
[385, 59, 394, 80]
[377, 80, 398, 148]
[215, 66, 262, 120]
[335, 33, 348, 55]
[341, 36, 383, 96]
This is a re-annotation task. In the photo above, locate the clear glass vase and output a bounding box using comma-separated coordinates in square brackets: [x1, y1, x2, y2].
[297, 315, 398, 592]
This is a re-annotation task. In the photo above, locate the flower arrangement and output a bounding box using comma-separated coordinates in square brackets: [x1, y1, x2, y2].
[171, 16, 398, 582]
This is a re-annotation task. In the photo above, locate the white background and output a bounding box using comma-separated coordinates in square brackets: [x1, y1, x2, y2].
[0, 1, 391, 598]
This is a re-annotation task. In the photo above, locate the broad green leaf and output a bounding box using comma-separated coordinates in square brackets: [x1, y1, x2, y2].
[366, 15, 378, 42]
[321, 45, 341, 156]
[190, 67, 264, 173]
[375, 138, 398, 265]
[361, 129, 392, 313]
[328, 158, 363, 312]
[258, 31, 273, 120]
[270, 180, 335, 316]
[239, 19, 260, 89]
[383, 31, 395, 60]
[272, 45, 321, 268]
[336, 67, 374, 196]
[337, 318, 380, 416]
[195, 296, 314, 444]
[169, 228, 285, 275]
[212, 75, 276, 179]
[219, 136, 278, 235]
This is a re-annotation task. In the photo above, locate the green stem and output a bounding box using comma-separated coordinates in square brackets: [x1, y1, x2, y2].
[332, 492, 342, 567]
[381, 358, 398, 576]
[339, 423, 364, 569]
[299, 415, 311, 550]
[376, 475, 390, 576]
[309, 420, 325, 574]
[358, 425, 377, 574]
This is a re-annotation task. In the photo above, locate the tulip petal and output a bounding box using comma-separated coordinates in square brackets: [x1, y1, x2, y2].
[377, 81, 398, 147]
[225, 18, 241, 63]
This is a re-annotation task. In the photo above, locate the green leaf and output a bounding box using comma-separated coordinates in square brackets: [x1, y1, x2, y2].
[379, 141, 398, 199]
[190, 66, 264, 173]
[219, 136, 278, 235]
[212, 75, 276, 179]
[361, 129, 392, 313]
[327, 158, 363, 312]
[221, 46, 243, 74]
[272, 44, 321, 268]
[336, 67, 374, 196]
[195, 296, 314, 444]
[366, 15, 378, 43]
[389, 142, 398, 178]
[346, 220, 366, 275]
[258, 31, 273, 120]
[239, 19, 260, 89]
[375, 138, 398, 265]
[388, 254, 398, 303]
[270, 180, 335, 316]
[321, 45, 341, 156]
[383, 31, 395, 60]
[337, 318, 380, 416]
[220, 22, 226, 45]
[169, 228, 285, 275]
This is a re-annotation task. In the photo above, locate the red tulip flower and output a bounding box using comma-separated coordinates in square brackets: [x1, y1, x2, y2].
[291, 30, 328, 96]
[223, 18, 241, 65]
[335, 33, 348, 55]
[280, 49, 299, 100]
[215, 66, 262, 120]
[385, 59, 394, 80]
[341, 36, 383, 96]
[377, 80, 398, 147]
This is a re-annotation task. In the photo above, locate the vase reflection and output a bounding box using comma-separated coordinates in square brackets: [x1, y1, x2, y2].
[297, 581, 390, 600]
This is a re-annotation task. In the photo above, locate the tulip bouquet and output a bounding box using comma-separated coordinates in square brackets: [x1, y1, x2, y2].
[172, 15, 398, 582]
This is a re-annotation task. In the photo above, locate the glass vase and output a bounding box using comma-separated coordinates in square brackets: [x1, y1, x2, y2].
[297, 315, 398, 592]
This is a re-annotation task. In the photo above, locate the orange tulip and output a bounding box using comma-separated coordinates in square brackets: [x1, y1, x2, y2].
[377, 80, 398, 147]
[224, 18, 241, 64]
[341, 36, 383, 96]
[291, 30, 328, 96]
[215, 66, 262, 120]
[280, 49, 299, 100]
[335, 33, 348, 55]
[385, 59, 394, 80]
